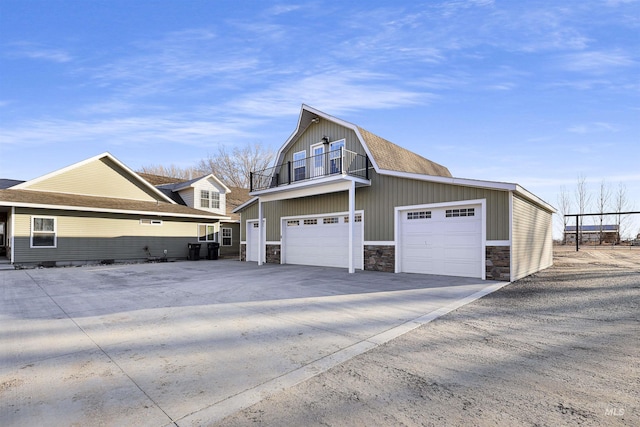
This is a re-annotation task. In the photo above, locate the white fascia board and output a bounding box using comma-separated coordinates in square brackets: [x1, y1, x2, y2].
[380, 169, 517, 191]
[232, 196, 259, 213]
[12, 152, 177, 205]
[2, 200, 230, 220]
[514, 184, 557, 213]
[252, 175, 369, 203]
[172, 174, 232, 194]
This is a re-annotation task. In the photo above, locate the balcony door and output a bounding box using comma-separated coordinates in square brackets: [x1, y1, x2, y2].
[311, 143, 325, 178]
[329, 139, 345, 174]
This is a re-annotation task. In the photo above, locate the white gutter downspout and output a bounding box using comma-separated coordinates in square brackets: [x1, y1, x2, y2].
[348, 180, 355, 274]
[258, 199, 263, 266]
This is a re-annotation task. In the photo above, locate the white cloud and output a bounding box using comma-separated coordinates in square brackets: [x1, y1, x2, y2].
[562, 50, 635, 74]
[567, 122, 619, 134]
[8, 42, 72, 63]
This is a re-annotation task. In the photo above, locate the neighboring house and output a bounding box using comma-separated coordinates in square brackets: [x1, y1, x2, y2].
[564, 225, 619, 244]
[0, 153, 231, 266]
[139, 173, 250, 258]
[234, 105, 556, 281]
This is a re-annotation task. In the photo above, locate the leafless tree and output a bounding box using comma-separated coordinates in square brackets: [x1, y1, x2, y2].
[593, 179, 611, 245]
[556, 186, 572, 245]
[574, 174, 591, 244]
[138, 164, 198, 180]
[196, 142, 276, 189]
[613, 183, 633, 243]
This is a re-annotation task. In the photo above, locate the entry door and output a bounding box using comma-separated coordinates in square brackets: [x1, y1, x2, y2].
[246, 220, 265, 262]
[0, 222, 4, 256]
[311, 144, 325, 178]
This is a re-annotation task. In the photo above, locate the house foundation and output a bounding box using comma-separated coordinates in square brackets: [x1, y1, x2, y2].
[486, 246, 510, 281]
[364, 245, 395, 272]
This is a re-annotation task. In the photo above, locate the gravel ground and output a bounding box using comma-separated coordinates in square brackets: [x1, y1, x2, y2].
[217, 247, 639, 426]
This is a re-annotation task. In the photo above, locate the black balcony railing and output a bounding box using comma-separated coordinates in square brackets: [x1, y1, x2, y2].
[250, 148, 369, 192]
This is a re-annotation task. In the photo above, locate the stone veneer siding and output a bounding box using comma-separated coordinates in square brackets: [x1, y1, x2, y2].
[266, 244, 281, 264]
[486, 246, 510, 281]
[364, 245, 395, 272]
[240, 243, 246, 262]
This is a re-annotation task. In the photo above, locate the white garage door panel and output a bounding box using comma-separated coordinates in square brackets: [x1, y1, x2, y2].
[284, 217, 363, 269]
[400, 205, 482, 278]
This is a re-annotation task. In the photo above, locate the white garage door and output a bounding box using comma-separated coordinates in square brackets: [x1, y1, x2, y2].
[283, 214, 363, 269]
[246, 220, 264, 262]
[400, 205, 482, 278]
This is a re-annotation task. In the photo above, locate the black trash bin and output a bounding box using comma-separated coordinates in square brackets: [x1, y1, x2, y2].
[187, 243, 201, 260]
[207, 242, 220, 260]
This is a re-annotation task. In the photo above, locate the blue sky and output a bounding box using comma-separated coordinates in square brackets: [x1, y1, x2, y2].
[1, 0, 639, 238]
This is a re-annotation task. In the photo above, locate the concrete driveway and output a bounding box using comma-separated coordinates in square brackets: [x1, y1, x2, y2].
[1, 260, 507, 426]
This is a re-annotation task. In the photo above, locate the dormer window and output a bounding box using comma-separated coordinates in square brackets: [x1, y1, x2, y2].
[200, 190, 210, 208]
[211, 192, 220, 209]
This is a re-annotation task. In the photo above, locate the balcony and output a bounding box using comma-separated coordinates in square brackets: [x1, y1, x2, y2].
[250, 148, 370, 192]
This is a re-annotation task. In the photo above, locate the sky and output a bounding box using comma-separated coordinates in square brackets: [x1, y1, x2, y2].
[1, 0, 639, 238]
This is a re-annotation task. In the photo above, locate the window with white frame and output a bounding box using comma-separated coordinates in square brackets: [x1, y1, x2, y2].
[445, 208, 475, 218]
[407, 211, 431, 220]
[198, 224, 217, 242]
[31, 216, 56, 248]
[222, 228, 232, 246]
[211, 192, 220, 209]
[293, 150, 306, 181]
[200, 190, 210, 208]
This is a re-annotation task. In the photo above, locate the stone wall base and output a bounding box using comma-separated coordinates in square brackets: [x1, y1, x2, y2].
[266, 244, 281, 264]
[240, 244, 246, 262]
[486, 246, 510, 281]
[364, 245, 395, 272]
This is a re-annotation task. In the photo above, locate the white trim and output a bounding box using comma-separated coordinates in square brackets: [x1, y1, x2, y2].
[10, 207, 15, 263]
[233, 197, 258, 213]
[265, 241, 281, 245]
[1, 201, 229, 220]
[364, 241, 395, 246]
[169, 174, 231, 194]
[486, 240, 511, 246]
[395, 199, 486, 279]
[509, 192, 514, 282]
[12, 152, 177, 204]
[253, 175, 370, 202]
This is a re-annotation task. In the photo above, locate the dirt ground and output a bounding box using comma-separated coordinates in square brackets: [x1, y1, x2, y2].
[217, 247, 639, 426]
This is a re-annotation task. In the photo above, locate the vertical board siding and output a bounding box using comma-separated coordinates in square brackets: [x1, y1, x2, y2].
[283, 122, 366, 166]
[511, 194, 553, 280]
[13, 208, 202, 263]
[25, 158, 160, 201]
[241, 172, 510, 243]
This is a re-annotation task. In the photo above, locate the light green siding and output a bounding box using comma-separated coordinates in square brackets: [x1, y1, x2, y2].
[511, 194, 553, 280]
[25, 157, 160, 201]
[13, 207, 203, 263]
[240, 171, 510, 242]
[282, 121, 367, 166]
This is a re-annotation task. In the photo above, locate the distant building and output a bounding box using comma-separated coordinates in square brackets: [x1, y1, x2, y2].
[565, 224, 619, 244]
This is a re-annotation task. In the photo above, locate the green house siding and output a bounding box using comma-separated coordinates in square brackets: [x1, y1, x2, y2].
[511, 194, 554, 280]
[282, 122, 367, 166]
[240, 172, 510, 243]
[12, 207, 204, 263]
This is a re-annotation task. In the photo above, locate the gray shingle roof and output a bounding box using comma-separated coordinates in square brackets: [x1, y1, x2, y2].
[357, 127, 452, 177]
[0, 188, 225, 219]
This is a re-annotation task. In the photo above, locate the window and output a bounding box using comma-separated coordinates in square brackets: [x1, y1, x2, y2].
[211, 192, 220, 209]
[329, 139, 345, 174]
[287, 220, 300, 226]
[140, 219, 163, 225]
[200, 190, 210, 208]
[344, 214, 362, 223]
[323, 217, 339, 224]
[198, 224, 217, 242]
[222, 228, 232, 246]
[293, 151, 306, 181]
[446, 208, 475, 218]
[407, 211, 431, 220]
[303, 219, 317, 225]
[31, 216, 56, 248]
